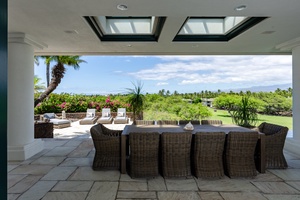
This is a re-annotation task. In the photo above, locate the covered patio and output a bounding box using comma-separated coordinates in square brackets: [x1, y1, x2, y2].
[2, 0, 300, 199]
[8, 122, 300, 200]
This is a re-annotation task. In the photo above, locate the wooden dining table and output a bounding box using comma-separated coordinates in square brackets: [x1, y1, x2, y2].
[120, 124, 265, 174]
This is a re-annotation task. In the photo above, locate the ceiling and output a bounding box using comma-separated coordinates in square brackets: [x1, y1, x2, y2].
[8, 0, 300, 55]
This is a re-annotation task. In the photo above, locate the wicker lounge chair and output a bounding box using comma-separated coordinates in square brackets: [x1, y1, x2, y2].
[79, 109, 98, 125]
[157, 120, 178, 125]
[129, 132, 160, 178]
[90, 123, 122, 170]
[97, 108, 113, 124]
[258, 122, 288, 169]
[201, 119, 223, 125]
[43, 113, 71, 129]
[194, 132, 226, 178]
[161, 132, 192, 178]
[179, 120, 200, 125]
[114, 108, 128, 124]
[133, 120, 155, 125]
[225, 131, 258, 178]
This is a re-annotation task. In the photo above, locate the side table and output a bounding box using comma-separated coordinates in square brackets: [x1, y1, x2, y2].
[34, 122, 54, 138]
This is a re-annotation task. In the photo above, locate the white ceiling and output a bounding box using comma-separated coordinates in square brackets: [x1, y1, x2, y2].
[8, 0, 300, 55]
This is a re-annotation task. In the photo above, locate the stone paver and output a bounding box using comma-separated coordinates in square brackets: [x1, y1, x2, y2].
[41, 166, 77, 180]
[17, 180, 57, 200]
[59, 157, 93, 167]
[148, 176, 167, 191]
[117, 191, 157, 199]
[69, 167, 120, 181]
[220, 192, 268, 200]
[31, 156, 66, 165]
[52, 181, 93, 191]
[263, 194, 300, 200]
[196, 177, 259, 192]
[86, 181, 118, 200]
[165, 178, 198, 191]
[269, 169, 300, 181]
[41, 192, 88, 200]
[8, 175, 42, 194]
[198, 192, 223, 200]
[252, 182, 300, 194]
[9, 165, 54, 175]
[119, 181, 148, 191]
[44, 146, 76, 156]
[158, 191, 200, 200]
[8, 174, 27, 188]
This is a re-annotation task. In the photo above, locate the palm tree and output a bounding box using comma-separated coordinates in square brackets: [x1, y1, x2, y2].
[126, 81, 145, 121]
[35, 56, 57, 87]
[34, 56, 86, 107]
[34, 75, 46, 93]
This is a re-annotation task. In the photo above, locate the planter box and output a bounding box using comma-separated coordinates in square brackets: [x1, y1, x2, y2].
[34, 122, 53, 138]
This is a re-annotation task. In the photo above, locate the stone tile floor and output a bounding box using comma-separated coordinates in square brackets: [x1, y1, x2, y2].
[7, 121, 300, 200]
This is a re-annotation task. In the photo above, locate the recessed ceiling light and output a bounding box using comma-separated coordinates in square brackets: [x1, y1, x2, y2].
[117, 4, 128, 11]
[234, 5, 247, 11]
[126, 44, 132, 47]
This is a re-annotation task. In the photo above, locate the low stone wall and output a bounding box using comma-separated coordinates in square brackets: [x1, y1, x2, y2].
[35, 112, 135, 121]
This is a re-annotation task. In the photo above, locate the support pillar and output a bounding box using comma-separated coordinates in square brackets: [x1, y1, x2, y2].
[285, 45, 300, 155]
[8, 33, 46, 160]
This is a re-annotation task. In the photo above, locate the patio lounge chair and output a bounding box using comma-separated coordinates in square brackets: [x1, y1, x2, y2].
[97, 108, 113, 124]
[43, 113, 71, 129]
[114, 108, 128, 124]
[79, 109, 98, 125]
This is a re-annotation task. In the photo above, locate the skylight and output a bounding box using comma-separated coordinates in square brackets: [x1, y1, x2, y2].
[84, 16, 166, 42]
[174, 16, 267, 42]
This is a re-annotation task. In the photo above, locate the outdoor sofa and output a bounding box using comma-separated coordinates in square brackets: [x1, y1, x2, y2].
[43, 113, 71, 129]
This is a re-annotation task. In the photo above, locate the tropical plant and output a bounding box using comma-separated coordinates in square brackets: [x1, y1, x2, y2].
[34, 56, 86, 107]
[34, 75, 46, 93]
[229, 95, 258, 127]
[126, 81, 145, 121]
[35, 56, 57, 87]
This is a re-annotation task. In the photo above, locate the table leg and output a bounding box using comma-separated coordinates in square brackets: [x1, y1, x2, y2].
[121, 135, 127, 174]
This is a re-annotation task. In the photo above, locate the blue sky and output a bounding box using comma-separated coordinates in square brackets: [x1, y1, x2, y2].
[34, 55, 292, 94]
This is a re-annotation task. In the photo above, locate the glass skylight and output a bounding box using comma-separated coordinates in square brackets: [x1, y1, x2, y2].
[174, 16, 267, 42]
[84, 16, 165, 41]
[178, 17, 248, 35]
[95, 16, 155, 35]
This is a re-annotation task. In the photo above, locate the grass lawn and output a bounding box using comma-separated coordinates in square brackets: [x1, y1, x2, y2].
[208, 108, 293, 130]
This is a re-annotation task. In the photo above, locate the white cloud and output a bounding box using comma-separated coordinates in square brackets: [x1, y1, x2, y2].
[128, 55, 292, 87]
[156, 82, 169, 86]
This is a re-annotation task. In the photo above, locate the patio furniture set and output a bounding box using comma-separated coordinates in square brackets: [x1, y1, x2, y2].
[90, 121, 289, 179]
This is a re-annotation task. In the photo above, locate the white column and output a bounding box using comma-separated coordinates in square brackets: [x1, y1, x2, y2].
[284, 45, 300, 155]
[8, 33, 46, 160]
[292, 46, 300, 141]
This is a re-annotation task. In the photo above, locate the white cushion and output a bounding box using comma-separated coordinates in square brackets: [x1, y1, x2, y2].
[117, 112, 124, 117]
[103, 112, 109, 117]
[86, 112, 94, 117]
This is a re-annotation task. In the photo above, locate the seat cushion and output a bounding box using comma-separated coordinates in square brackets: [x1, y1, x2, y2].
[50, 119, 70, 125]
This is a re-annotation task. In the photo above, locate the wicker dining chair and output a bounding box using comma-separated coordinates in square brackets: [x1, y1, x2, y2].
[157, 120, 178, 125]
[201, 120, 223, 125]
[225, 131, 258, 178]
[179, 120, 200, 125]
[90, 123, 122, 170]
[133, 120, 155, 125]
[129, 132, 160, 178]
[258, 122, 288, 169]
[194, 132, 226, 178]
[161, 132, 192, 178]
